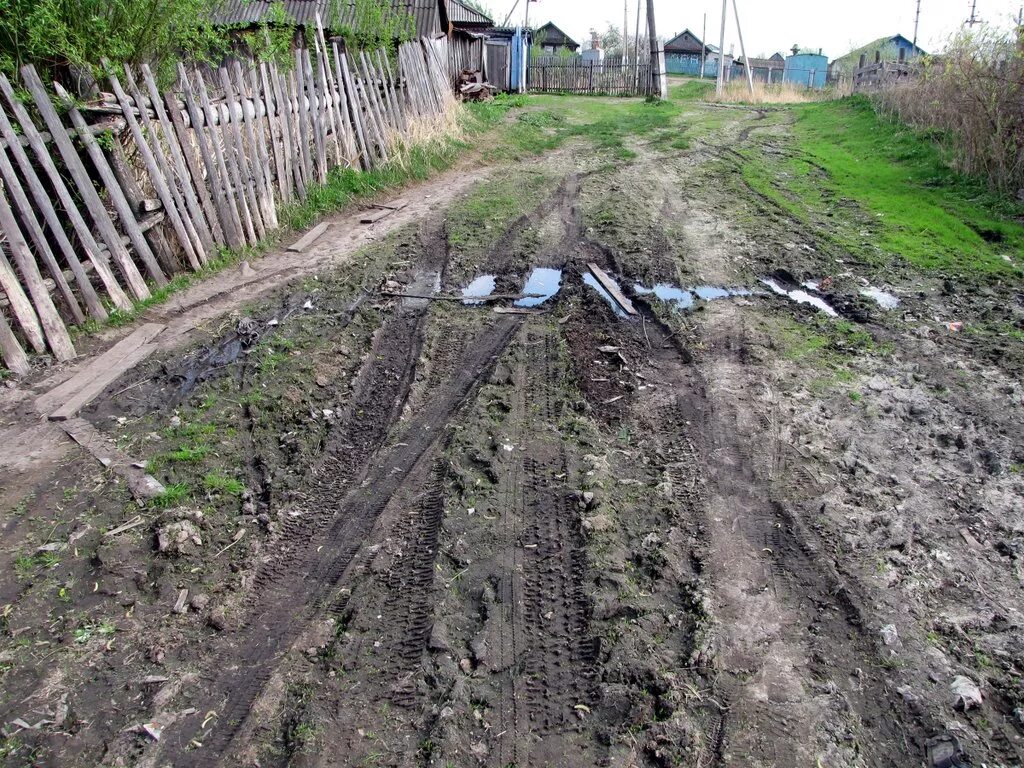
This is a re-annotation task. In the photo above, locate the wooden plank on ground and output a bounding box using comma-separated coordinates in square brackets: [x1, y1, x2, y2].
[372, 197, 408, 211]
[60, 417, 166, 500]
[587, 263, 638, 316]
[286, 222, 329, 252]
[360, 207, 394, 224]
[37, 323, 165, 417]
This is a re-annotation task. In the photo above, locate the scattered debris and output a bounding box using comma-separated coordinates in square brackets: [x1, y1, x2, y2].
[157, 519, 203, 557]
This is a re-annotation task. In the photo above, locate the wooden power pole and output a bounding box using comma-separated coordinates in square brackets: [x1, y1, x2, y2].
[716, 0, 728, 95]
[732, 0, 755, 95]
[912, 0, 922, 48]
[646, 0, 667, 97]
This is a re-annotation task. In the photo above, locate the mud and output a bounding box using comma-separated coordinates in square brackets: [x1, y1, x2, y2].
[0, 96, 1022, 768]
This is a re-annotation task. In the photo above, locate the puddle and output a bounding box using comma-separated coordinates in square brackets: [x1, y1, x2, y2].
[634, 283, 694, 310]
[461, 274, 496, 305]
[860, 286, 900, 309]
[515, 268, 562, 308]
[633, 282, 750, 311]
[583, 274, 628, 317]
[760, 278, 838, 317]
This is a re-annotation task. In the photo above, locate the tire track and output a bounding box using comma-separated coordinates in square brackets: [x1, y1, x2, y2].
[155, 316, 522, 766]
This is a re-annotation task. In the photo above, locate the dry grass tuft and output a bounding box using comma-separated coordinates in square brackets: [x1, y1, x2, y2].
[711, 80, 841, 104]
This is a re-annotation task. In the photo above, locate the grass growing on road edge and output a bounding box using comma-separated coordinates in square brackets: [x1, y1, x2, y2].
[743, 95, 1024, 277]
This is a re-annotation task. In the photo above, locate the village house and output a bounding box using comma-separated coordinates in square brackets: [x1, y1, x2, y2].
[533, 22, 580, 55]
[829, 34, 926, 80]
[734, 52, 785, 82]
[664, 28, 719, 76]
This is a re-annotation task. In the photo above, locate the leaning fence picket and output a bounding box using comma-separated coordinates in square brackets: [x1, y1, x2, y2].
[0, 143, 85, 325]
[106, 65, 203, 271]
[0, 104, 106, 320]
[0, 35, 459, 373]
[53, 80, 168, 286]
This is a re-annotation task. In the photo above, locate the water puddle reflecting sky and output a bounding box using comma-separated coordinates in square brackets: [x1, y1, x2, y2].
[515, 268, 563, 308]
[583, 273, 628, 317]
[461, 274, 496, 305]
[760, 278, 838, 317]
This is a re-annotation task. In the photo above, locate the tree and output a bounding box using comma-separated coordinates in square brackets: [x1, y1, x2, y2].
[601, 23, 623, 57]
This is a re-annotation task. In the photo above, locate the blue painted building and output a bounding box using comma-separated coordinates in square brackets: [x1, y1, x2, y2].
[783, 52, 828, 89]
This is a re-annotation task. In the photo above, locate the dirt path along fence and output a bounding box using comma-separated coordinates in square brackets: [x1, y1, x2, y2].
[0, 32, 457, 375]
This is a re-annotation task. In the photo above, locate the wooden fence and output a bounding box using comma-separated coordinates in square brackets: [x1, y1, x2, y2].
[852, 61, 918, 92]
[527, 57, 653, 96]
[0, 29, 457, 374]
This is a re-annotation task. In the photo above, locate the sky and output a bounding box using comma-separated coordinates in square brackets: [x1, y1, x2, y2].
[490, 0, 1024, 58]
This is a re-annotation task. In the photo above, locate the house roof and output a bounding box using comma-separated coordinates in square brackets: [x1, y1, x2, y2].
[665, 28, 717, 54]
[448, 0, 492, 28]
[831, 34, 927, 69]
[209, 0, 447, 39]
[535, 22, 579, 49]
[736, 55, 786, 69]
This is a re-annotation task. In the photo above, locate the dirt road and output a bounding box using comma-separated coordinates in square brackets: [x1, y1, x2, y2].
[0, 89, 1022, 768]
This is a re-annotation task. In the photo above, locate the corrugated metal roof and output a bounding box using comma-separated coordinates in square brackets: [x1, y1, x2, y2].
[448, 0, 492, 27]
[210, 0, 443, 39]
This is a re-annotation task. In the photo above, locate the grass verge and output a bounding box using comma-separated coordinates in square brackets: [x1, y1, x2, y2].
[741, 95, 1024, 277]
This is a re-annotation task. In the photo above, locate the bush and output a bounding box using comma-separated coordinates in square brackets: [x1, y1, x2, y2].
[873, 28, 1024, 196]
[0, 0, 227, 84]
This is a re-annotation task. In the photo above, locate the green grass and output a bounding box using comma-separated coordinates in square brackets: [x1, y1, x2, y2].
[745, 96, 1024, 277]
[203, 472, 245, 496]
[149, 482, 190, 508]
[446, 169, 552, 256]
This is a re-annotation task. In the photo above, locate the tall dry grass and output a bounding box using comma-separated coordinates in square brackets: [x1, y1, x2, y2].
[874, 28, 1024, 195]
[710, 79, 844, 104]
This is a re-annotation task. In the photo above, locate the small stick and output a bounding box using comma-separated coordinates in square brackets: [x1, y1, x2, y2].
[641, 313, 651, 349]
[214, 529, 246, 558]
[104, 516, 146, 537]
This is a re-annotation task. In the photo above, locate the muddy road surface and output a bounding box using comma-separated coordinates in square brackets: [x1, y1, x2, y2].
[0, 92, 1022, 768]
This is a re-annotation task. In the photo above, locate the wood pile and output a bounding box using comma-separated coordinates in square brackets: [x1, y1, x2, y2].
[457, 69, 498, 101]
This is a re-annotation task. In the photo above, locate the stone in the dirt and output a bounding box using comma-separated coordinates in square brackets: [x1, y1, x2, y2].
[879, 624, 902, 650]
[950, 675, 983, 711]
[190, 593, 210, 611]
[156, 520, 202, 556]
[583, 514, 614, 533]
[208, 605, 229, 631]
[169, 415, 181, 429]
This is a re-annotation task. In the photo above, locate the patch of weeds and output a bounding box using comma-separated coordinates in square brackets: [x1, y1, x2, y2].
[446, 170, 553, 261]
[203, 473, 245, 496]
[848, 390, 863, 402]
[150, 482, 190, 509]
[13, 555, 35, 580]
[162, 445, 209, 463]
[73, 620, 116, 644]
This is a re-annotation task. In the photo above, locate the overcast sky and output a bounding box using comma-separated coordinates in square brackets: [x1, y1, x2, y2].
[492, 0, 1023, 58]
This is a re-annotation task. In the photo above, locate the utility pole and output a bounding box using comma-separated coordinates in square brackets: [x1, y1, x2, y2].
[700, 13, 707, 78]
[912, 0, 921, 49]
[732, 0, 755, 95]
[646, 0, 666, 98]
[522, 0, 531, 94]
[966, 0, 981, 26]
[716, 0, 728, 95]
[624, 0, 629, 63]
[633, 0, 642, 85]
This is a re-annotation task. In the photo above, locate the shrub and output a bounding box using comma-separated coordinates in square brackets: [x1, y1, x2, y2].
[873, 28, 1024, 195]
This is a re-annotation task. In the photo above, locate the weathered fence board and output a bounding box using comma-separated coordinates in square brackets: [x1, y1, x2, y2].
[528, 58, 654, 96]
[0, 32, 456, 374]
